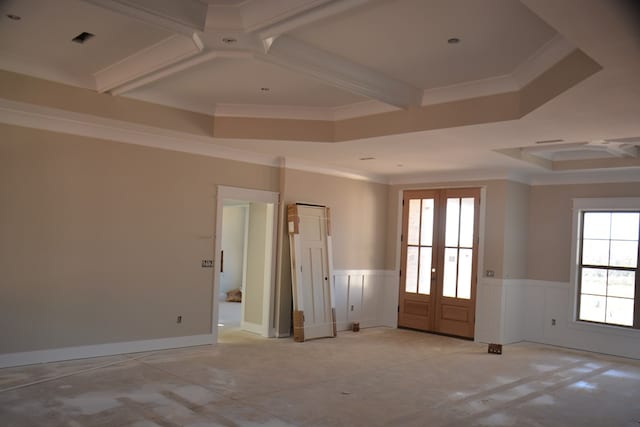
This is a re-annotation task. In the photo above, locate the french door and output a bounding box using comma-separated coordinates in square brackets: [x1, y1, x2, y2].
[398, 188, 480, 338]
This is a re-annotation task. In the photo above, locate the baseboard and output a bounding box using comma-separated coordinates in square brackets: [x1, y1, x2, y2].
[0, 334, 215, 369]
[240, 321, 264, 336]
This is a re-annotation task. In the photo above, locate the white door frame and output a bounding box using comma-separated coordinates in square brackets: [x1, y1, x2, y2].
[213, 186, 279, 340]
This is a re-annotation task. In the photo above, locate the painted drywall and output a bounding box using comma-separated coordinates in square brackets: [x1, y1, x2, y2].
[502, 181, 530, 279]
[0, 123, 278, 354]
[276, 168, 389, 335]
[243, 202, 273, 326]
[220, 205, 247, 297]
[527, 181, 640, 282]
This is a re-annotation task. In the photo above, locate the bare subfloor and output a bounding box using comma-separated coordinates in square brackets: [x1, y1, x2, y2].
[1, 328, 639, 426]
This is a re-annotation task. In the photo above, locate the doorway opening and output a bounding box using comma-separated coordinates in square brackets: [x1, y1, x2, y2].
[213, 186, 279, 341]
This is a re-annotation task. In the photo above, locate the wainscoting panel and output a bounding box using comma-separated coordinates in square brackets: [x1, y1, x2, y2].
[333, 270, 397, 331]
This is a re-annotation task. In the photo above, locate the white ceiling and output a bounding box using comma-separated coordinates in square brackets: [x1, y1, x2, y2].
[291, 0, 557, 90]
[127, 58, 367, 109]
[1, 0, 639, 183]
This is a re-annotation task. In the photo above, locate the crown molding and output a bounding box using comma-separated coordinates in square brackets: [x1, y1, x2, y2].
[283, 158, 389, 184]
[214, 103, 334, 120]
[332, 100, 399, 121]
[0, 98, 280, 168]
[528, 168, 640, 186]
[388, 169, 531, 186]
[511, 34, 576, 87]
[420, 35, 576, 106]
[421, 75, 519, 106]
[0, 98, 391, 184]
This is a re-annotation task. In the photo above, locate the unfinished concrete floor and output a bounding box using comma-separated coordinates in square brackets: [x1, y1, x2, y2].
[1, 327, 639, 426]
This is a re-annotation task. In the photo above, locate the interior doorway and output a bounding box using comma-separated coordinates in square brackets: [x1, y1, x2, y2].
[398, 188, 481, 338]
[213, 186, 279, 340]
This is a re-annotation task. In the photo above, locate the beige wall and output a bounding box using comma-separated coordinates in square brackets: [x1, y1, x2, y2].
[243, 202, 271, 326]
[528, 182, 640, 282]
[502, 181, 530, 279]
[0, 123, 278, 353]
[220, 205, 247, 295]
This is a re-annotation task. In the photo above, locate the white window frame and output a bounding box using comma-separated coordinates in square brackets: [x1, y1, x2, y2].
[569, 197, 640, 336]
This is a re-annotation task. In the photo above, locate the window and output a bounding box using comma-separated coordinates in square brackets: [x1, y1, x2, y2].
[577, 208, 639, 329]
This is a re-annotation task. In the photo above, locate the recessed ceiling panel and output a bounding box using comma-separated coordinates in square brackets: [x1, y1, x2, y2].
[125, 57, 367, 112]
[0, 0, 172, 85]
[291, 0, 558, 89]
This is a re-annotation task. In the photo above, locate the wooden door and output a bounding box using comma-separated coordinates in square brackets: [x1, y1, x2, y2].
[288, 204, 336, 341]
[398, 188, 480, 339]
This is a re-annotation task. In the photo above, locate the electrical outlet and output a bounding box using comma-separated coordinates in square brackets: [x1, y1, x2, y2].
[486, 270, 495, 277]
[551, 318, 556, 326]
[201, 260, 213, 268]
[177, 315, 182, 324]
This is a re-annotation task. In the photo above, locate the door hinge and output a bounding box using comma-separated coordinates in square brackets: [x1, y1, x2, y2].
[399, 269, 402, 277]
[402, 199, 405, 206]
[400, 234, 403, 242]
[397, 305, 400, 313]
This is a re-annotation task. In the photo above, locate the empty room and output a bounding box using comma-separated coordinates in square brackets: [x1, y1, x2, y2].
[1, 0, 639, 426]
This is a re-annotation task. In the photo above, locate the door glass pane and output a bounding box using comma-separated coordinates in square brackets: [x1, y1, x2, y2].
[609, 240, 638, 267]
[610, 212, 639, 240]
[582, 239, 609, 266]
[605, 297, 634, 326]
[457, 248, 473, 299]
[420, 199, 434, 246]
[581, 268, 606, 295]
[579, 294, 606, 323]
[407, 199, 421, 245]
[583, 212, 611, 240]
[607, 270, 635, 298]
[405, 246, 419, 293]
[443, 248, 458, 297]
[445, 198, 460, 247]
[418, 247, 432, 295]
[459, 198, 475, 248]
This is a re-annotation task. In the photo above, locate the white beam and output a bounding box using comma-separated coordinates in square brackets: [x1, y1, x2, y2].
[83, 0, 208, 35]
[94, 34, 204, 93]
[251, 0, 371, 41]
[259, 36, 421, 109]
[109, 50, 253, 96]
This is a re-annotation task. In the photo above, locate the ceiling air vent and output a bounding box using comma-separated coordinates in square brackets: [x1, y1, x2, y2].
[72, 32, 95, 44]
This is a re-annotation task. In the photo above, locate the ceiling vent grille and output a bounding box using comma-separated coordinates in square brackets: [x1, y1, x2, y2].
[72, 32, 95, 44]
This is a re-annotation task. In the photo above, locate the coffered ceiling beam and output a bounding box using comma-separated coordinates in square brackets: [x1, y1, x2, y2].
[260, 36, 422, 109]
[250, 0, 371, 41]
[108, 50, 253, 96]
[83, 0, 208, 36]
[94, 34, 204, 94]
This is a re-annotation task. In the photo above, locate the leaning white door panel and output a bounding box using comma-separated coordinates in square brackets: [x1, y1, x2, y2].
[288, 204, 336, 341]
